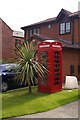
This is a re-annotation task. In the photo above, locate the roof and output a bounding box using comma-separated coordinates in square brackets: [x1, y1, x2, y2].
[27, 34, 80, 49]
[70, 11, 80, 17]
[27, 34, 53, 41]
[21, 17, 56, 29]
[21, 9, 80, 30]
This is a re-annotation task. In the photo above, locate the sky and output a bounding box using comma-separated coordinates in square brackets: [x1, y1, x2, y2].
[0, 0, 80, 32]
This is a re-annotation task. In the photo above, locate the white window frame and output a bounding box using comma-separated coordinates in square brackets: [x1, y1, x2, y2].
[37, 28, 40, 34]
[33, 29, 36, 34]
[29, 30, 32, 36]
[60, 22, 70, 34]
[48, 24, 51, 29]
[66, 22, 70, 33]
[60, 23, 65, 34]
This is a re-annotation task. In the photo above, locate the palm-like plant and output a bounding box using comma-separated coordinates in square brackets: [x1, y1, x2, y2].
[16, 42, 47, 93]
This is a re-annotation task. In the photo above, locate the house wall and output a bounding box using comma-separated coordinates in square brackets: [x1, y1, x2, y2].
[74, 19, 79, 43]
[0, 19, 2, 60]
[53, 22, 73, 42]
[40, 23, 54, 37]
[62, 48, 79, 81]
[46, 21, 73, 41]
[2, 20, 15, 60]
[24, 17, 79, 45]
[0, 19, 24, 61]
[78, 50, 80, 80]
[22, 10, 80, 82]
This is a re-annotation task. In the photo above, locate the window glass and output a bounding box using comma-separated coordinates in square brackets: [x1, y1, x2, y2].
[33, 29, 36, 34]
[41, 51, 48, 68]
[60, 22, 70, 34]
[60, 23, 65, 34]
[54, 81, 60, 85]
[55, 77, 59, 81]
[54, 51, 60, 83]
[37, 28, 40, 34]
[66, 22, 70, 33]
[40, 51, 48, 85]
[0, 64, 18, 72]
[15, 40, 21, 46]
[48, 24, 51, 29]
[29, 30, 32, 36]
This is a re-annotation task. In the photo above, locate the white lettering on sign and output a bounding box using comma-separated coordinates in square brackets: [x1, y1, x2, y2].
[39, 44, 50, 48]
[52, 45, 61, 48]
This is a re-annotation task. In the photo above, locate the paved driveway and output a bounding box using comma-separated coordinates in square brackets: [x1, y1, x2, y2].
[16, 100, 79, 118]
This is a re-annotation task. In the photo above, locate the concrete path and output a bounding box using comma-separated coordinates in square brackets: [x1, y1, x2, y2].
[16, 100, 79, 118]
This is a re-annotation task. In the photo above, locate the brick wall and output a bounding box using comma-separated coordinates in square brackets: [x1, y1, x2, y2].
[62, 48, 79, 81]
[74, 19, 79, 43]
[24, 18, 79, 44]
[2, 20, 15, 60]
[0, 19, 2, 60]
[22, 10, 79, 82]
[0, 19, 24, 61]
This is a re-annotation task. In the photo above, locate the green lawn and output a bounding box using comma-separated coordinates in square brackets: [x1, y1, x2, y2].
[0, 86, 80, 119]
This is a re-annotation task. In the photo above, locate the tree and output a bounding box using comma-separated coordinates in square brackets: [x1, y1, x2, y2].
[16, 42, 46, 93]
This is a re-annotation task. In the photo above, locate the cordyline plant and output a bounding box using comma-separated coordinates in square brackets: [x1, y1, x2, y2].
[15, 41, 47, 93]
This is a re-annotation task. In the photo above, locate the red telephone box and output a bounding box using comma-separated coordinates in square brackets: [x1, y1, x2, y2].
[38, 40, 62, 93]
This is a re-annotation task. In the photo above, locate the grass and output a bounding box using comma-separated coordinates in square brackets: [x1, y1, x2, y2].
[0, 86, 80, 119]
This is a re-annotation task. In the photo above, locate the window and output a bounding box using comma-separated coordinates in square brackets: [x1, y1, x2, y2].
[40, 51, 48, 86]
[37, 28, 40, 34]
[15, 40, 21, 46]
[66, 22, 70, 33]
[48, 24, 51, 29]
[60, 23, 65, 34]
[70, 65, 74, 75]
[29, 30, 32, 36]
[28, 28, 40, 37]
[33, 29, 36, 34]
[60, 22, 70, 34]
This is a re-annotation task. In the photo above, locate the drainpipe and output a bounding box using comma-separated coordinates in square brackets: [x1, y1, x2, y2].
[72, 20, 74, 44]
[78, 15, 80, 70]
[78, 15, 80, 46]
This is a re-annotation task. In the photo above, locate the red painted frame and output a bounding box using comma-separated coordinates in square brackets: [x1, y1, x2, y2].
[38, 40, 62, 93]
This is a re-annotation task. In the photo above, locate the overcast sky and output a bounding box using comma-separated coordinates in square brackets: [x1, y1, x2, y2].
[0, 0, 80, 32]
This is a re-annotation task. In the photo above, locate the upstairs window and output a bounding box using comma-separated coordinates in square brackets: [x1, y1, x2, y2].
[37, 28, 40, 34]
[66, 22, 70, 33]
[29, 28, 40, 37]
[33, 29, 36, 34]
[60, 22, 70, 34]
[60, 23, 65, 34]
[29, 30, 33, 37]
[48, 24, 51, 29]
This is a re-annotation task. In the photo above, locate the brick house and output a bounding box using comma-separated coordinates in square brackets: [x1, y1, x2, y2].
[0, 18, 24, 61]
[21, 9, 80, 81]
